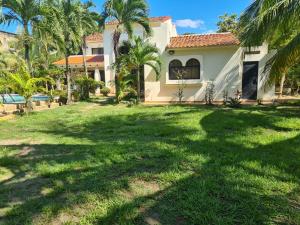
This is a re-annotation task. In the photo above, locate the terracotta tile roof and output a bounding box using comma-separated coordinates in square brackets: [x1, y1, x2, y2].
[106, 16, 171, 25]
[168, 33, 240, 49]
[53, 55, 104, 66]
[86, 32, 103, 43]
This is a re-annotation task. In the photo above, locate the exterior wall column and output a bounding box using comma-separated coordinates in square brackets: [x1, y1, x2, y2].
[94, 68, 101, 95]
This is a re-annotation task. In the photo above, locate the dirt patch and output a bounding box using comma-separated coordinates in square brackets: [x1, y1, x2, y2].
[131, 179, 160, 193]
[0, 114, 15, 121]
[0, 139, 28, 146]
[17, 146, 35, 157]
[0, 139, 41, 147]
[79, 104, 99, 112]
[49, 213, 80, 225]
[144, 212, 161, 225]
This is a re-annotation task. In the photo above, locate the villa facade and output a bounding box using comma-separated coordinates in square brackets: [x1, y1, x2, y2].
[54, 16, 275, 102]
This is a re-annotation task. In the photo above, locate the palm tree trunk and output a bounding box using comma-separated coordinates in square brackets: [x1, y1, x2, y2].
[56, 78, 62, 90]
[25, 98, 32, 115]
[82, 35, 88, 78]
[24, 23, 31, 73]
[279, 73, 286, 98]
[137, 68, 141, 104]
[113, 30, 121, 102]
[65, 55, 72, 104]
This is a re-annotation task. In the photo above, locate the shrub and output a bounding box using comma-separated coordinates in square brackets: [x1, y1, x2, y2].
[228, 97, 242, 108]
[223, 90, 229, 105]
[72, 91, 80, 102]
[53, 90, 67, 105]
[205, 81, 215, 105]
[123, 88, 137, 101]
[75, 77, 104, 100]
[101, 87, 111, 96]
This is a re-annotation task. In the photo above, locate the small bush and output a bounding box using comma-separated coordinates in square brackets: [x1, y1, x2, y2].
[228, 97, 242, 108]
[72, 91, 80, 102]
[53, 90, 67, 105]
[205, 81, 215, 105]
[123, 88, 137, 101]
[101, 87, 111, 96]
[75, 77, 104, 100]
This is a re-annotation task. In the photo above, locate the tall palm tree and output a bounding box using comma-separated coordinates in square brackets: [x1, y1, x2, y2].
[119, 36, 161, 103]
[0, 0, 45, 71]
[100, 0, 151, 101]
[49, 0, 83, 104]
[77, 0, 100, 78]
[239, 0, 300, 97]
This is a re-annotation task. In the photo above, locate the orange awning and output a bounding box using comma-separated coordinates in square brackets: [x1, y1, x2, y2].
[53, 55, 104, 68]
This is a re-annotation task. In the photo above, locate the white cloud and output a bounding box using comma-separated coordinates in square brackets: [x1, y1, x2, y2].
[202, 29, 216, 34]
[175, 19, 204, 29]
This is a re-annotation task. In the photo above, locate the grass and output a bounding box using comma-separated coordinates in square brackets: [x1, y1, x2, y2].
[0, 102, 299, 225]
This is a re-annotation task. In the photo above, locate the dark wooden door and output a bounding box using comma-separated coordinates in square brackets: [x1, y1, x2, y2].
[242, 61, 258, 100]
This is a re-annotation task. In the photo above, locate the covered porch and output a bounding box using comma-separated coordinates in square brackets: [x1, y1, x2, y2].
[53, 55, 105, 94]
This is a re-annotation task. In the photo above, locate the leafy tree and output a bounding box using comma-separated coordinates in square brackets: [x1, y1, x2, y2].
[118, 36, 161, 103]
[2, 66, 53, 113]
[239, 0, 300, 97]
[100, 0, 151, 101]
[0, 0, 45, 71]
[217, 13, 238, 34]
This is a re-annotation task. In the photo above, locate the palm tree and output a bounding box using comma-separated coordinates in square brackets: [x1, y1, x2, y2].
[49, 0, 84, 104]
[119, 36, 161, 103]
[100, 0, 151, 101]
[77, 1, 100, 78]
[239, 0, 300, 97]
[0, 0, 45, 71]
[2, 66, 52, 114]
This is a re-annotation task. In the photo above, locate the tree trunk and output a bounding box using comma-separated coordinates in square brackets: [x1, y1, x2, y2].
[82, 35, 88, 78]
[65, 55, 72, 104]
[113, 30, 121, 102]
[279, 73, 286, 98]
[56, 78, 62, 90]
[24, 24, 31, 73]
[25, 98, 33, 115]
[137, 67, 141, 104]
[45, 81, 48, 92]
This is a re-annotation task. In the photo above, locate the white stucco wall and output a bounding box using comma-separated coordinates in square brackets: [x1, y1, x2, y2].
[145, 46, 243, 102]
[86, 42, 103, 55]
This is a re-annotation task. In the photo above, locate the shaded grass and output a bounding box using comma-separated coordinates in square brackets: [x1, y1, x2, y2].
[0, 102, 299, 225]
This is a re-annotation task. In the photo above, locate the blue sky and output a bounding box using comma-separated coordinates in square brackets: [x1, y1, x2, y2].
[0, 0, 251, 34]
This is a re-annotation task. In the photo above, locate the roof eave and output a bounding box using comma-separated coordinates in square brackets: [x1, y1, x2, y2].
[166, 44, 240, 50]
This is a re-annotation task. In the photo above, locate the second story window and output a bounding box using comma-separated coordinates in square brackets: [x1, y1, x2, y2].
[92, 48, 104, 55]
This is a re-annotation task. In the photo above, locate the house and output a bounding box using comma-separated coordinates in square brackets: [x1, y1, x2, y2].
[0, 30, 17, 51]
[54, 16, 275, 102]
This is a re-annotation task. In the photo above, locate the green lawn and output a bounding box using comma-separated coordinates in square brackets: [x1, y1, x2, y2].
[0, 102, 299, 225]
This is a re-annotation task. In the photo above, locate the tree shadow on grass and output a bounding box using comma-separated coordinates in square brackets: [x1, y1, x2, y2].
[0, 106, 299, 224]
[93, 109, 300, 225]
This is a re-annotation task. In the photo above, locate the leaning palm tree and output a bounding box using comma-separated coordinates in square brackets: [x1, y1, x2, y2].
[100, 0, 151, 101]
[239, 0, 300, 97]
[119, 36, 161, 103]
[0, 0, 45, 71]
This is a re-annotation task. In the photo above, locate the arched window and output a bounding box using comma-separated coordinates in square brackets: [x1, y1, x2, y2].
[169, 60, 183, 80]
[185, 59, 200, 79]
